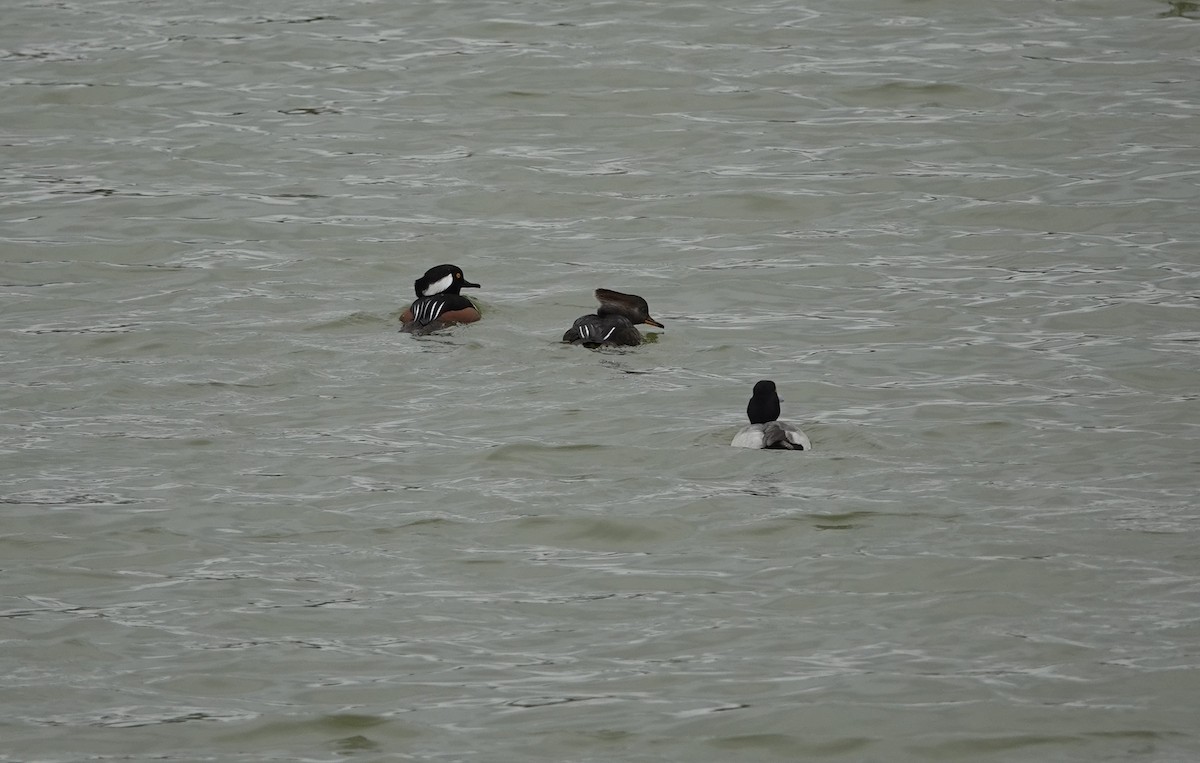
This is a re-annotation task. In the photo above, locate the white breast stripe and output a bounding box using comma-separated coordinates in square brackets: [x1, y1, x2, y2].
[602, 326, 616, 341]
[579, 324, 590, 339]
[417, 299, 445, 325]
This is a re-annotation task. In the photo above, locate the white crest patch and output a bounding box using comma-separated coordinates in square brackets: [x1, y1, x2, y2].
[422, 274, 453, 297]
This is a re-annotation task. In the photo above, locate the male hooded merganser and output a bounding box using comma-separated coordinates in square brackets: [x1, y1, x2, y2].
[562, 288, 665, 347]
[731, 380, 812, 450]
[400, 264, 481, 334]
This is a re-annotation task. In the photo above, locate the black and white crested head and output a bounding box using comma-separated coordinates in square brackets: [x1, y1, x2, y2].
[747, 379, 782, 425]
[414, 264, 481, 298]
[594, 288, 665, 329]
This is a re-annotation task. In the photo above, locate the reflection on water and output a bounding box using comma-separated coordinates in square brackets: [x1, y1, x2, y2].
[1158, 1, 1200, 18]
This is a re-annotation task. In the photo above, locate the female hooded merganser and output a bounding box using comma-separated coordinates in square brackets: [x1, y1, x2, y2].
[731, 380, 812, 451]
[400, 264, 481, 334]
[562, 288, 665, 347]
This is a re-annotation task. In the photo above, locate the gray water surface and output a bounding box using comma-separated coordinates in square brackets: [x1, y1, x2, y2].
[3, 1, 1199, 761]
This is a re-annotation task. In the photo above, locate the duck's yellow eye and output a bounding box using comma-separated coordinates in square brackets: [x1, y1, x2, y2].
[454, 273, 461, 279]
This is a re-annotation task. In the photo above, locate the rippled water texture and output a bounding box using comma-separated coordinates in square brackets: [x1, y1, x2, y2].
[3, 0, 1199, 760]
